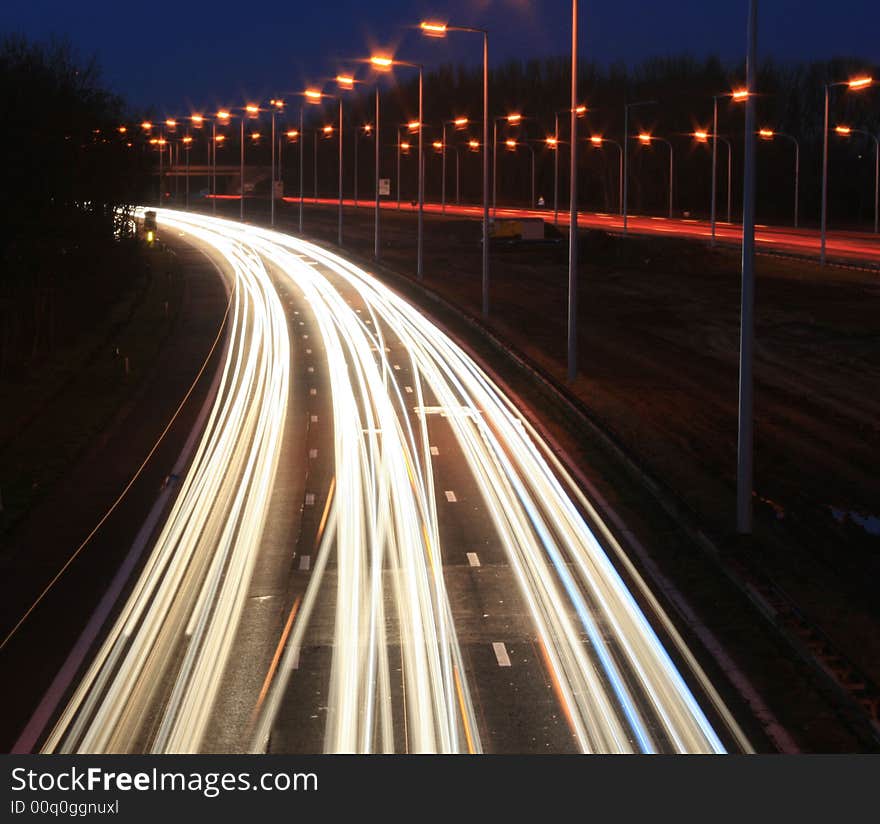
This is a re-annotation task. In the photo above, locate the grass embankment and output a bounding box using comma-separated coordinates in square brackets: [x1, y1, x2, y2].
[0, 242, 182, 545]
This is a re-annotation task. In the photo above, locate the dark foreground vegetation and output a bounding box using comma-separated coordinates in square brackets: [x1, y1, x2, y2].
[0, 36, 149, 378]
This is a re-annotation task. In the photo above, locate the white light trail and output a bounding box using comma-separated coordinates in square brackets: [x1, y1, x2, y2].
[43, 209, 746, 754]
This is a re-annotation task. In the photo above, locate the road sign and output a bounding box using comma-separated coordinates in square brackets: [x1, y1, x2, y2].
[379, 178, 391, 197]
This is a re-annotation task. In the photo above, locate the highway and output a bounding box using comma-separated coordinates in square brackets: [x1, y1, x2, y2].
[38, 209, 749, 754]
[280, 195, 880, 266]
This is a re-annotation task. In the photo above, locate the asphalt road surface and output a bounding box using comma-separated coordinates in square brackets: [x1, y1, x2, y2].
[276, 196, 880, 266]
[34, 210, 750, 754]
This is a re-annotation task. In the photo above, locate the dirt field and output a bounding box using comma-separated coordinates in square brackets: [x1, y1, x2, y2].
[245, 200, 880, 701]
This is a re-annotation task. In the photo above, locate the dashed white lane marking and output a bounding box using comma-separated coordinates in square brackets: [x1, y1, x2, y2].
[309, 388, 317, 396]
[467, 552, 481, 567]
[307, 366, 314, 373]
[305, 493, 315, 507]
[492, 642, 511, 667]
[393, 364, 401, 371]
[404, 386, 413, 394]
[299, 555, 311, 571]
[306, 348, 312, 355]
[309, 448, 318, 459]
[430, 446, 439, 456]
[290, 646, 301, 670]
[303, 334, 309, 340]
[310, 415, 318, 423]
[298, 321, 304, 326]
[444, 490, 457, 502]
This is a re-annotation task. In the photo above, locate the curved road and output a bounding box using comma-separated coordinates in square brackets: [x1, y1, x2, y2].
[38, 210, 750, 754]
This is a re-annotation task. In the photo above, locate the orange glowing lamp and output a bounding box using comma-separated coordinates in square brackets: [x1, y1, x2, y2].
[732, 89, 749, 101]
[191, 114, 204, 127]
[305, 89, 323, 103]
[505, 139, 517, 149]
[286, 129, 299, 140]
[323, 125, 334, 135]
[407, 120, 421, 132]
[545, 137, 559, 148]
[693, 130, 709, 142]
[165, 118, 177, 129]
[118, 126, 127, 134]
[182, 136, 193, 144]
[575, 105, 587, 116]
[149, 137, 159, 145]
[336, 75, 355, 89]
[758, 129, 774, 139]
[363, 123, 373, 134]
[590, 135, 603, 146]
[848, 76, 873, 90]
[400, 141, 411, 151]
[420, 21, 448, 37]
[453, 117, 469, 128]
[270, 98, 285, 109]
[215, 134, 227, 143]
[141, 121, 153, 131]
[370, 55, 394, 71]
[638, 133, 652, 144]
[468, 139, 480, 150]
[245, 104, 260, 118]
[250, 132, 261, 140]
[217, 110, 231, 121]
[507, 113, 522, 124]
[433, 140, 443, 150]
[835, 125, 852, 136]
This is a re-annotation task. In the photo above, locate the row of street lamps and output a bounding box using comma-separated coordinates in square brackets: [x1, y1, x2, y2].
[138, 5, 875, 534]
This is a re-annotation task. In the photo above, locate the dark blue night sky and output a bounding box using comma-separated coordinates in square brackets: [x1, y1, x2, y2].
[2, 0, 878, 112]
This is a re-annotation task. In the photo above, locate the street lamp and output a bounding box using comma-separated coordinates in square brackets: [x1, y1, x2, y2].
[822, 76, 874, 263]
[354, 122, 373, 208]
[710, 90, 749, 244]
[240, 103, 260, 220]
[440, 117, 470, 212]
[589, 136, 623, 214]
[635, 133, 674, 218]
[834, 124, 879, 234]
[694, 129, 732, 223]
[396, 125, 414, 210]
[268, 98, 284, 227]
[493, 113, 524, 215]
[503, 139, 536, 207]
[420, 20, 490, 315]
[758, 128, 800, 228]
[182, 134, 193, 210]
[371, 54, 425, 280]
[622, 100, 657, 236]
[553, 104, 587, 224]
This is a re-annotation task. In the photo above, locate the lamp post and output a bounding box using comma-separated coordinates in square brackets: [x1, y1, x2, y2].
[440, 117, 470, 213]
[268, 99, 284, 227]
[503, 140, 536, 206]
[834, 125, 879, 234]
[354, 122, 373, 208]
[589, 136, 623, 214]
[758, 129, 799, 228]
[214, 112, 231, 213]
[374, 86, 380, 259]
[822, 76, 873, 263]
[710, 90, 748, 243]
[695, 129, 733, 223]
[182, 134, 193, 210]
[396, 126, 414, 209]
[420, 21, 489, 315]
[622, 100, 656, 236]
[736, 0, 758, 535]
[493, 113, 523, 215]
[636, 134, 674, 218]
[553, 104, 587, 224]
[240, 103, 260, 220]
[371, 55, 424, 279]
